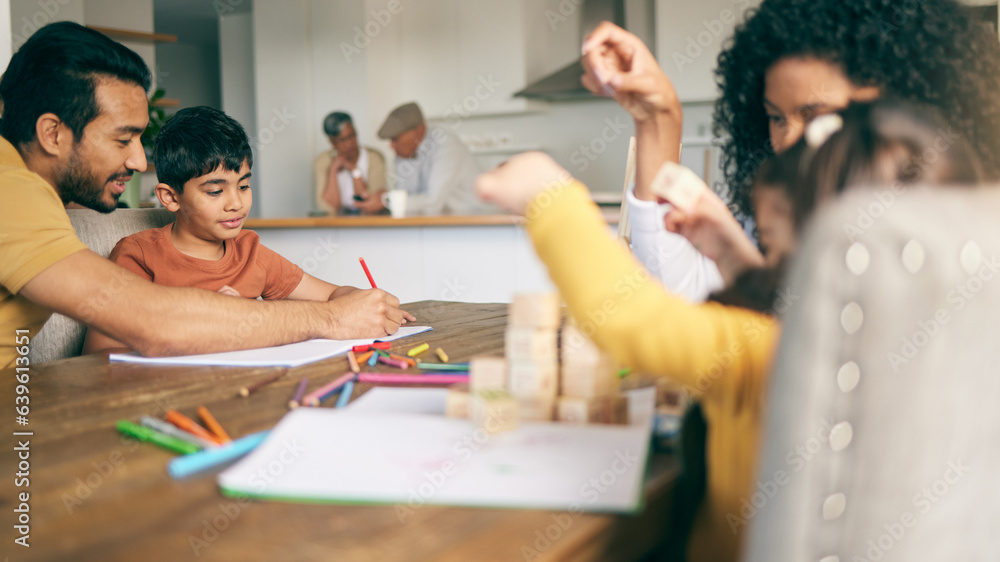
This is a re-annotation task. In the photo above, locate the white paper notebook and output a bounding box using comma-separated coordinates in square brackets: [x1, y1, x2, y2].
[109, 325, 432, 367]
[217, 409, 652, 513]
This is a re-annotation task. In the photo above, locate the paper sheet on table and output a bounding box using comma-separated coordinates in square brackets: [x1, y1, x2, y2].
[109, 326, 432, 367]
[346, 387, 448, 416]
[217, 409, 652, 513]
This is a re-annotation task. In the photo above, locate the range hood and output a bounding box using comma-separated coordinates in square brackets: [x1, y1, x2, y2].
[514, 0, 652, 101]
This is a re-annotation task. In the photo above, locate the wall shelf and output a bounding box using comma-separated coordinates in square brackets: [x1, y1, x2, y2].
[87, 26, 177, 43]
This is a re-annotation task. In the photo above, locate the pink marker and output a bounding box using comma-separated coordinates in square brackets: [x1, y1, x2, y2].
[377, 355, 409, 369]
[358, 373, 469, 385]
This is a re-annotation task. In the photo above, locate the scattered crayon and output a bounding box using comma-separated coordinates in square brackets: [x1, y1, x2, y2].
[197, 405, 232, 443]
[347, 351, 360, 373]
[435, 347, 449, 363]
[288, 377, 309, 409]
[117, 420, 200, 455]
[407, 343, 430, 357]
[238, 370, 285, 397]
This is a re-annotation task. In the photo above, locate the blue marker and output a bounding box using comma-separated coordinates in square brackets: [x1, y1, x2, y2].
[168, 431, 270, 479]
[367, 351, 379, 367]
[336, 380, 355, 408]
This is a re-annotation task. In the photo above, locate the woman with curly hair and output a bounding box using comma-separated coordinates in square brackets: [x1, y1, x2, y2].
[582, 0, 1000, 301]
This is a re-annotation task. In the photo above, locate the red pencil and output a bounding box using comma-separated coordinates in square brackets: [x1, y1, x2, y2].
[359, 257, 377, 288]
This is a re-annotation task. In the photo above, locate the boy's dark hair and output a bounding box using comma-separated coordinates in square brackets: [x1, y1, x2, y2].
[0, 21, 151, 149]
[714, 0, 1000, 219]
[323, 112, 353, 137]
[153, 107, 253, 192]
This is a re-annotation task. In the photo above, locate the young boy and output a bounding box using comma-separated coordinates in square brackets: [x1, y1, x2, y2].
[84, 107, 413, 353]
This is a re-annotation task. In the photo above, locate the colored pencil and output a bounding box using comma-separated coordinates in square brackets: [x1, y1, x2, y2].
[302, 372, 356, 407]
[117, 420, 200, 455]
[356, 350, 375, 364]
[435, 347, 449, 363]
[140, 416, 215, 450]
[358, 373, 469, 385]
[367, 351, 379, 367]
[416, 362, 470, 371]
[168, 431, 270, 479]
[407, 343, 429, 357]
[389, 353, 417, 367]
[238, 370, 285, 397]
[371, 342, 391, 350]
[197, 405, 232, 443]
[352, 345, 371, 353]
[378, 355, 409, 369]
[336, 380, 355, 408]
[288, 377, 310, 409]
[347, 351, 361, 373]
[359, 257, 377, 288]
[166, 410, 223, 446]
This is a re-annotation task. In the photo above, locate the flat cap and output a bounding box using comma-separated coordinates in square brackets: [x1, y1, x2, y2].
[377, 102, 424, 139]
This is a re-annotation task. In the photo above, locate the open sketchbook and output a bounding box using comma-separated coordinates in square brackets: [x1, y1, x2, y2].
[109, 325, 432, 367]
[217, 408, 652, 513]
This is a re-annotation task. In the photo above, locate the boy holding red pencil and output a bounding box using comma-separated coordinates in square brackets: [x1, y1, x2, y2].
[84, 107, 414, 353]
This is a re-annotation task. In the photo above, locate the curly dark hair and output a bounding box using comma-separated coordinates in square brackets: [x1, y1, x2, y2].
[713, 0, 1000, 218]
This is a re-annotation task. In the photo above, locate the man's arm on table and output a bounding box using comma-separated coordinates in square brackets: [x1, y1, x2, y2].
[22, 249, 406, 357]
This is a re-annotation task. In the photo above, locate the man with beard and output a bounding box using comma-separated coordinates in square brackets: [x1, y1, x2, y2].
[0, 22, 412, 368]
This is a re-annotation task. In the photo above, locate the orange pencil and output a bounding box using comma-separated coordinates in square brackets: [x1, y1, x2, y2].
[197, 405, 232, 443]
[390, 353, 417, 367]
[166, 410, 223, 446]
[356, 350, 375, 364]
[347, 350, 361, 373]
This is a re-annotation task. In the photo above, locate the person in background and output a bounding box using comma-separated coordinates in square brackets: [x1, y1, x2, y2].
[582, 0, 1000, 303]
[85, 107, 414, 353]
[476, 98, 985, 562]
[358, 102, 483, 215]
[0, 22, 408, 368]
[314, 111, 388, 215]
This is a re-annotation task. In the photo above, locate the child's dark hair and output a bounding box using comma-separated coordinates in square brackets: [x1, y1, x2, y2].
[713, 99, 985, 313]
[152, 106, 253, 192]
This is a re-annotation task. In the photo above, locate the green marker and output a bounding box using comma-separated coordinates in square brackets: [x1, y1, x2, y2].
[416, 362, 469, 371]
[116, 420, 200, 455]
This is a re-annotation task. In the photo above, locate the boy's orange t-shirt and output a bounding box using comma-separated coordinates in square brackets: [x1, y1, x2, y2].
[109, 224, 304, 300]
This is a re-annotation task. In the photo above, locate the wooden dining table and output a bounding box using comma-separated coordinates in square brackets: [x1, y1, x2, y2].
[0, 301, 678, 562]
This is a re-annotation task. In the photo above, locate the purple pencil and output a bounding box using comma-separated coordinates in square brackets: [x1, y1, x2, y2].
[303, 373, 356, 407]
[287, 377, 309, 409]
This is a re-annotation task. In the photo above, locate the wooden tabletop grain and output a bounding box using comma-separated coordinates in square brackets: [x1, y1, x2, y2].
[0, 301, 676, 562]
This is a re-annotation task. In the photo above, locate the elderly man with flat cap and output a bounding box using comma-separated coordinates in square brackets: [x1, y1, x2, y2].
[357, 102, 484, 215]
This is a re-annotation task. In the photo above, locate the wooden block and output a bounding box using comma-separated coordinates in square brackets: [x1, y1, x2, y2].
[509, 293, 561, 329]
[508, 359, 558, 398]
[560, 359, 619, 398]
[649, 161, 707, 213]
[470, 390, 518, 434]
[560, 321, 605, 364]
[470, 356, 507, 391]
[517, 396, 555, 421]
[445, 384, 470, 418]
[556, 396, 602, 424]
[505, 326, 558, 361]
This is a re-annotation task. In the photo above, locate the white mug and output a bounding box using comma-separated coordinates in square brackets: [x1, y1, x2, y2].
[381, 190, 408, 218]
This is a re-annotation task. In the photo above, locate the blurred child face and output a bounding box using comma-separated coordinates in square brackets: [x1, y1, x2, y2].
[764, 57, 879, 153]
[753, 185, 796, 267]
[170, 160, 252, 245]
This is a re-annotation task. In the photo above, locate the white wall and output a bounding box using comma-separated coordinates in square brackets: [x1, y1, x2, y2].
[83, 0, 156, 89]
[0, 0, 11, 70]
[220, 11, 257, 209]
[251, 0, 315, 218]
[9, 0, 84, 50]
[155, 41, 220, 112]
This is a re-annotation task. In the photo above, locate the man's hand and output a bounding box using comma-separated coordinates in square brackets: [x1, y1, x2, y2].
[325, 288, 414, 338]
[476, 152, 574, 216]
[581, 22, 681, 122]
[330, 154, 348, 174]
[355, 190, 387, 214]
[662, 190, 764, 286]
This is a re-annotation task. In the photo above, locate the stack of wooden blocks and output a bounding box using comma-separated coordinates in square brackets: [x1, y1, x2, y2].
[447, 292, 629, 431]
[557, 319, 627, 424]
